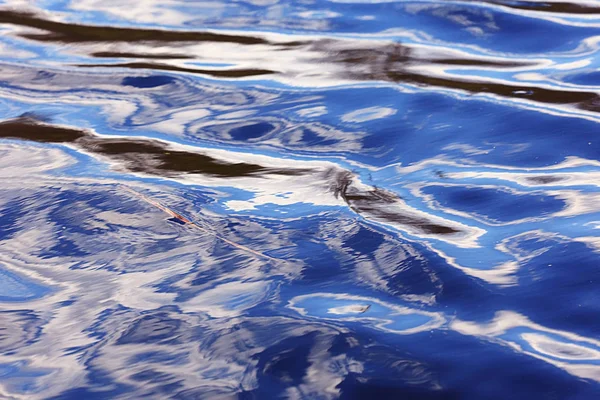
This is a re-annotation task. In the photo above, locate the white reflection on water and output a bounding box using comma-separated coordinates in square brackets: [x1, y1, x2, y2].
[288, 293, 444, 335]
[452, 311, 600, 382]
[0, 142, 294, 397]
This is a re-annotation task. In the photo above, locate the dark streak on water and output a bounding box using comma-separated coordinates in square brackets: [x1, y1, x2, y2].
[0, 11, 271, 45]
[485, 0, 600, 14]
[91, 52, 195, 60]
[327, 43, 600, 111]
[332, 170, 461, 235]
[0, 116, 306, 177]
[1, 1, 600, 399]
[79, 63, 275, 78]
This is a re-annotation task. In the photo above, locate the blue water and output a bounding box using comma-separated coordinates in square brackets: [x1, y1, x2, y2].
[1, 1, 600, 398]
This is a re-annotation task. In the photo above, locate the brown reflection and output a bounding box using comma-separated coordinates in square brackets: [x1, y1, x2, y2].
[0, 116, 86, 142]
[78, 62, 274, 78]
[91, 52, 194, 59]
[84, 138, 285, 176]
[0, 10, 269, 45]
[0, 116, 308, 177]
[330, 170, 461, 235]
[330, 44, 533, 69]
[331, 43, 600, 111]
[484, 0, 600, 14]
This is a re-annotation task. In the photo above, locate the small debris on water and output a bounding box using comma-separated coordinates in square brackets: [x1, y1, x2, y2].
[328, 304, 371, 315]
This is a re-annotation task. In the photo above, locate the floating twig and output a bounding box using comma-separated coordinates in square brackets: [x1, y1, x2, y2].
[120, 185, 276, 261]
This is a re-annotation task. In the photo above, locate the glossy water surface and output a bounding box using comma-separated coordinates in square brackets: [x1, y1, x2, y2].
[1, 1, 600, 399]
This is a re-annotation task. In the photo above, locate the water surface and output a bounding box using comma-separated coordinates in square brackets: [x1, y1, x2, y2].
[1, 0, 600, 398]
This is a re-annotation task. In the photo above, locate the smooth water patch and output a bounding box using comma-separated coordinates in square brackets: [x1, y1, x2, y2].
[289, 293, 444, 334]
[0, 268, 49, 302]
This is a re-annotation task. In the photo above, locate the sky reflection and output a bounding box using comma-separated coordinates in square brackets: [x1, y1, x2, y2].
[1, 0, 600, 398]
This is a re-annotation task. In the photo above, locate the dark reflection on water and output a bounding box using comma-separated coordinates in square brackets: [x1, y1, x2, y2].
[79, 63, 275, 78]
[0, 116, 306, 177]
[483, 0, 600, 14]
[5, 9, 600, 112]
[1, 0, 600, 399]
[0, 10, 271, 45]
[325, 43, 600, 111]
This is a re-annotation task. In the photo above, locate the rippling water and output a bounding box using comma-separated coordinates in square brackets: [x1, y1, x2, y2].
[1, 1, 600, 398]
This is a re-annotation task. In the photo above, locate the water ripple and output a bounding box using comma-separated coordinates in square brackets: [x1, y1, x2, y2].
[1, 0, 600, 398]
